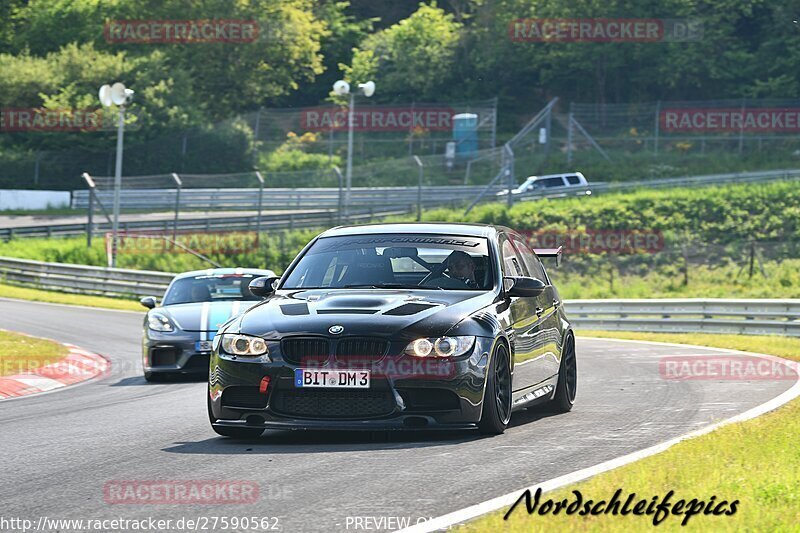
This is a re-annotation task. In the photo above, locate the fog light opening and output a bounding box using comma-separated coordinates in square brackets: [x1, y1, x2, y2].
[246, 415, 265, 426]
[403, 416, 429, 428]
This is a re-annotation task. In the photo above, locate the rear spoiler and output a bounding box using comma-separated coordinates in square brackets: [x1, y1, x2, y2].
[534, 246, 562, 267]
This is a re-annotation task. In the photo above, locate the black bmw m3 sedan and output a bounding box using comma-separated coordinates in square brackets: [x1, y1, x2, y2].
[207, 223, 576, 438]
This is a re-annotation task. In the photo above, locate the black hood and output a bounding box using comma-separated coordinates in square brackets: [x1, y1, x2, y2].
[233, 289, 498, 340]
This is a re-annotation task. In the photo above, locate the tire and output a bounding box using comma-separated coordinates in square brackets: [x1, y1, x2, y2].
[144, 371, 161, 382]
[479, 343, 512, 435]
[207, 390, 264, 439]
[549, 334, 577, 413]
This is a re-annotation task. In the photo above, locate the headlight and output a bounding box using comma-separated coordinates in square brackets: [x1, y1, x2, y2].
[147, 313, 173, 332]
[405, 336, 475, 358]
[219, 333, 269, 359]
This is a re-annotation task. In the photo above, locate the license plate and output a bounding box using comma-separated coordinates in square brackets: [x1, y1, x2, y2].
[195, 340, 213, 352]
[294, 369, 370, 388]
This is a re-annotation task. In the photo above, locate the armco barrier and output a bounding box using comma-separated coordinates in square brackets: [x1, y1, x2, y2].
[569, 298, 800, 336]
[0, 208, 409, 240]
[0, 258, 798, 337]
[0, 257, 175, 298]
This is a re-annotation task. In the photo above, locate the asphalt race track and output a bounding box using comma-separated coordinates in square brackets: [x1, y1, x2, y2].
[1, 298, 794, 532]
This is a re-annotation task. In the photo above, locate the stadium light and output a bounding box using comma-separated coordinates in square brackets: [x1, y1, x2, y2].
[98, 82, 134, 267]
[333, 79, 375, 218]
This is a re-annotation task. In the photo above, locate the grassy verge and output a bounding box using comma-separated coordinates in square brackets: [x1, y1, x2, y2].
[0, 284, 143, 312]
[462, 331, 800, 532]
[0, 330, 69, 376]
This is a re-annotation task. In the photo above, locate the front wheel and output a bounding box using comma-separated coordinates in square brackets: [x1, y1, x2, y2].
[479, 343, 512, 435]
[207, 390, 264, 439]
[549, 334, 577, 413]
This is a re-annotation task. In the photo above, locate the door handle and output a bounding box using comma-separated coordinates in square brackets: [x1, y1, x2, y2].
[535, 307, 544, 316]
[553, 299, 561, 308]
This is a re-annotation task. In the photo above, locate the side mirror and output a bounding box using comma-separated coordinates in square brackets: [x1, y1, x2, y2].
[504, 276, 546, 297]
[140, 296, 157, 309]
[249, 276, 280, 298]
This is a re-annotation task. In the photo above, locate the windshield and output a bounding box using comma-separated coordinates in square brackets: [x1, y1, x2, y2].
[282, 234, 494, 291]
[162, 274, 261, 305]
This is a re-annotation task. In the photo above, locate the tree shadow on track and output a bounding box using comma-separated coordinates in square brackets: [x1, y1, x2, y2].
[162, 428, 481, 454]
[111, 375, 206, 386]
[161, 406, 565, 455]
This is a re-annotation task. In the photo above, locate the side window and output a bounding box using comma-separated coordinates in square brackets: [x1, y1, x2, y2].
[566, 175, 581, 185]
[512, 236, 548, 282]
[500, 238, 524, 277]
[543, 177, 566, 188]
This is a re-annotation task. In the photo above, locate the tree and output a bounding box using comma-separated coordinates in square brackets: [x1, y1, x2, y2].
[343, 2, 463, 101]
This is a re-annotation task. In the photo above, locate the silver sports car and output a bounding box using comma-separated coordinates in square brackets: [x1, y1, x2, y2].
[140, 268, 275, 381]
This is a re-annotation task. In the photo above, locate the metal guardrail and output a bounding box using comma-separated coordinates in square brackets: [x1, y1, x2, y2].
[567, 298, 800, 337]
[0, 207, 410, 240]
[71, 185, 495, 211]
[0, 257, 175, 298]
[0, 257, 798, 337]
[68, 167, 800, 215]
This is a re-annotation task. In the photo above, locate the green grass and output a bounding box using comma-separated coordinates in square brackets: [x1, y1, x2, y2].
[0, 207, 81, 216]
[550, 259, 800, 299]
[0, 329, 69, 376]
[462, 331, 800, 532]
[0, 284, 143, 312]
[1, 180, 799, 299]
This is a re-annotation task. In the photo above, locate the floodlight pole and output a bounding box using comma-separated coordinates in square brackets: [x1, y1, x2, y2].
[110, 105, 126, 267]
[344, 92, 355, 218]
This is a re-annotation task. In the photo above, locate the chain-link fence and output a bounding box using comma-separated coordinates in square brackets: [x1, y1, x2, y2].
[1, 99, 499, 190]
[530, 235, 800, 299]
[562, 99, 800, 171]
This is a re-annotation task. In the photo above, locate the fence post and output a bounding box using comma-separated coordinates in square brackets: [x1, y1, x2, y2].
[567, 110, 574, 165]
[412, 155, 423, 221]
[171, 173, 182, 241]
[490, 96, 498, 149]
[252, 107, 262, 166]
[505, 144, 514, 208]
[255, 171, 265, 245]
[738, 97, 746, 155]
[654, 101, 661, 156]
[333, 166, 344, 225]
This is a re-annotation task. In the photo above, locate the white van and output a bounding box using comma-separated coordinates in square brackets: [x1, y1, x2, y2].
[497, 172, 590, 197]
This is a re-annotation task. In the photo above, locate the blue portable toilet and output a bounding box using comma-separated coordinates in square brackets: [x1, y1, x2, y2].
[453, 113, 478, 158]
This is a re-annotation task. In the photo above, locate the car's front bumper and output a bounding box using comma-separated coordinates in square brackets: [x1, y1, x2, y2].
[208, 337, 496, 430]
[143, 330, 213, 375]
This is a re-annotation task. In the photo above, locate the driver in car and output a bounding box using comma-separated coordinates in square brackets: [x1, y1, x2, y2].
[447, 251, 479, 289]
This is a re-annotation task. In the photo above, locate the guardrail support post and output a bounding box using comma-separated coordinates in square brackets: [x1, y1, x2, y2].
[255, 171, 265, 245]
[171, 173, 182, 242]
